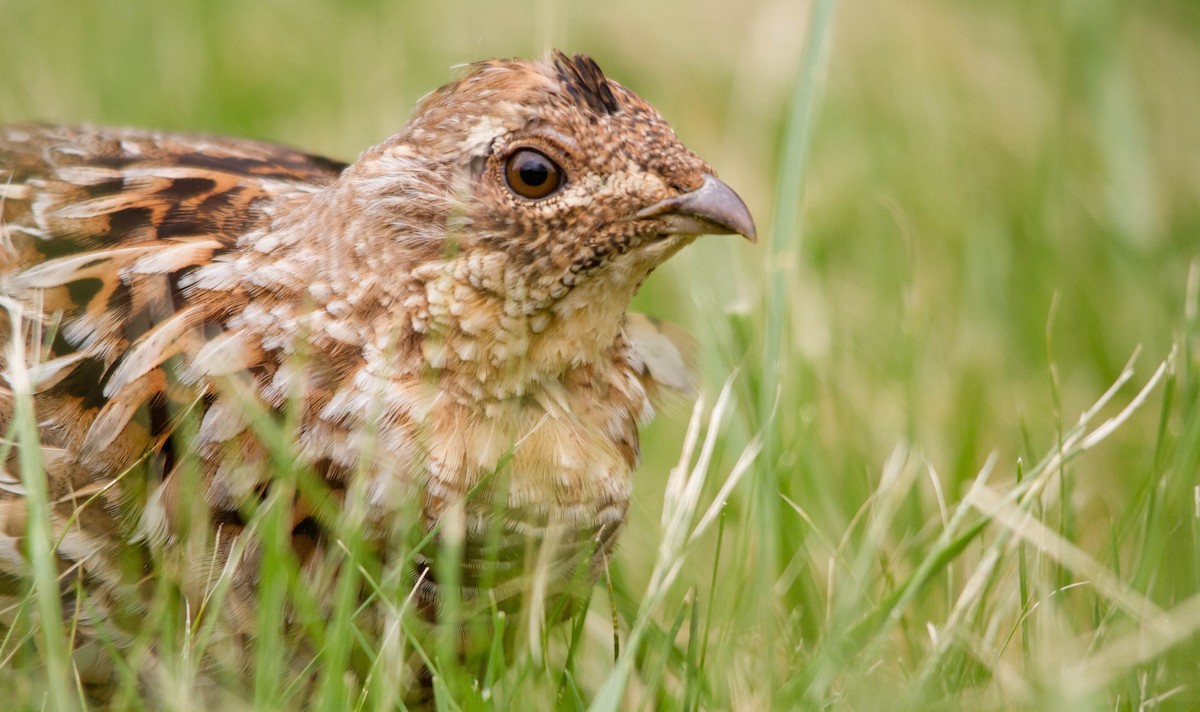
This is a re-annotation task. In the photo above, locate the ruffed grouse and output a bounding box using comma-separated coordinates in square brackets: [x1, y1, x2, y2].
[0, 52, 754, 669]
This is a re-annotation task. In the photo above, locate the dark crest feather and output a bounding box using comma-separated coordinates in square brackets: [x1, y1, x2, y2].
[552, 51, 620, 116]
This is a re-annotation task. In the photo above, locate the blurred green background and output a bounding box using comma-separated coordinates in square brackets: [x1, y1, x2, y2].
[3, 0, 1199, 708]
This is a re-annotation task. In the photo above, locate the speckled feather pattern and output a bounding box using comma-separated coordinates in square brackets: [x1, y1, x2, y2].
[0, 54, 730, 650]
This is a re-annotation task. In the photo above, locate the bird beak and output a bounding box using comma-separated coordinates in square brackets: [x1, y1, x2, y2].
[636, 174, 757, 243]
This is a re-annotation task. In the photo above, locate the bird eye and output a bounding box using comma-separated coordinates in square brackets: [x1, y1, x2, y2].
[504, 148, 563, 199]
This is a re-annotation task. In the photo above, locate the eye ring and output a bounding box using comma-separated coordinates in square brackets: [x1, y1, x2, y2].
[504, 148, 564, 200]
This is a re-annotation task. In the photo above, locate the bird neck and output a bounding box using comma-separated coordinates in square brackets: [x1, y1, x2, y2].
[260, 179, 683, 402]
[406, 254, 639, 400]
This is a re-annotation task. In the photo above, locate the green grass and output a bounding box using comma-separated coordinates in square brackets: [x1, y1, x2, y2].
[3, 0, 1200, 709]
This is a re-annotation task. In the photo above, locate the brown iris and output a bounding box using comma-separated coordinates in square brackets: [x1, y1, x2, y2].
[504, 148, 563, 199]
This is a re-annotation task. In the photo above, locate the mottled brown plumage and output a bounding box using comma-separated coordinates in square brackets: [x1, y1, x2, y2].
[0, 52, 753, 669]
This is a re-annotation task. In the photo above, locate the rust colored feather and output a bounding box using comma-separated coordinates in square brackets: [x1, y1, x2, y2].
[0, 53, 754, 688]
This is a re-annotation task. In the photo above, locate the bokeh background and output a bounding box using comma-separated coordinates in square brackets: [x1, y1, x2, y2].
[3, 0, 1199, 708]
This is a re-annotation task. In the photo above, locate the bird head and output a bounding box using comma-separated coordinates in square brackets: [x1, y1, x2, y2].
[319, 52, 754, 388]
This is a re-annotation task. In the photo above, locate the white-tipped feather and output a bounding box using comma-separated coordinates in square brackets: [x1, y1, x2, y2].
[102, 307, 202, 397]
[128, 238, 223, 274]
[188, 329, 261, 379]
[29, 351, 89, 392]
[15, 246, 155, 289]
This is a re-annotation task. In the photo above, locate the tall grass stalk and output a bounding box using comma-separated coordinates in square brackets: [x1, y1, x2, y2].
[2, 298, 76, 711]
[593, 379, 760, 712]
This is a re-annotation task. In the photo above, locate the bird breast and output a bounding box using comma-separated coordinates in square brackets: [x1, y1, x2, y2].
[403, 361, 647, 607]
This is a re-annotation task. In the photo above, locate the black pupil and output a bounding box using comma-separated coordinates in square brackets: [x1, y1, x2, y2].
[518, 156, 549, 186]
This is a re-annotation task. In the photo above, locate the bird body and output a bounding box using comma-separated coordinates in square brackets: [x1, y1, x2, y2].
[0, 53, 754, 658]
